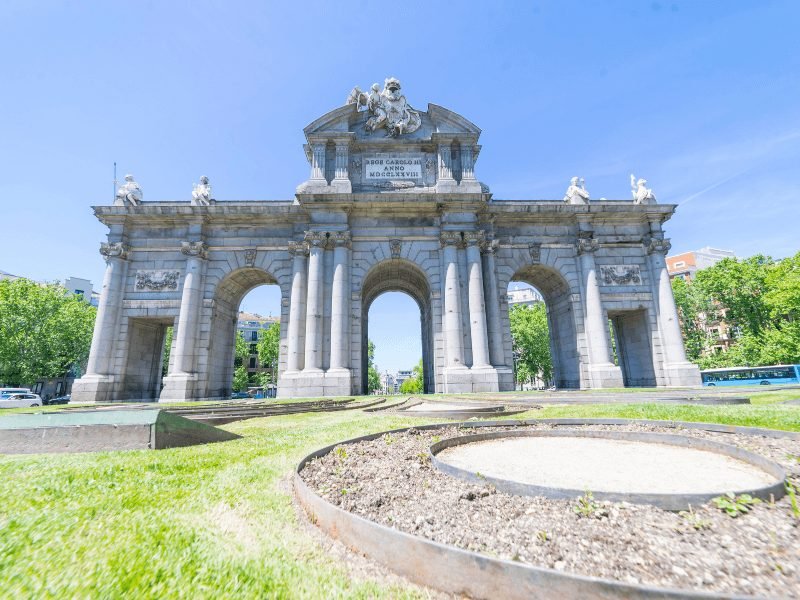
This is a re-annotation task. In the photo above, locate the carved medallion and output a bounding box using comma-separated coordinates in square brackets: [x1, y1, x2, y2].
[599, 265, 642, 286]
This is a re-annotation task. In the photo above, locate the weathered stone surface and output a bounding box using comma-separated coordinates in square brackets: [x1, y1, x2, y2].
[72, 81, 699, 402]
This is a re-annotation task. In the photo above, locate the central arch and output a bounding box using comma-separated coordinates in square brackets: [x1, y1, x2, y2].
[360, 260, 434, 394]
[509, 264, 580, 389]
[206, 267, 279, 399]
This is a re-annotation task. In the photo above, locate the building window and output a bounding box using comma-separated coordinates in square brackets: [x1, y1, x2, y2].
[250, 331, 258, 342]
[673, 261, 685, 268]
[249, 344, 258, 354]
[249, 357, 257, 369]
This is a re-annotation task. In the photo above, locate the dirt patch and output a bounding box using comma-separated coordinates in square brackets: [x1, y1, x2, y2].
[300, 423, 800, 598]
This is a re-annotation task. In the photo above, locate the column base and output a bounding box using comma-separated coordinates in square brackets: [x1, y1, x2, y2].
[443, 366, 504, 393]
[159, 373, 201, 403]
[662, 362, 702, 387]
[278, 369, 353, 398]
[70, 375, 117, 403]
[586, 363, 625, 389]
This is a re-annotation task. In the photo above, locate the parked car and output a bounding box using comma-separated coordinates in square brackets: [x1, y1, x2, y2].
[230, 392, 250, 400]
[0, 387, 31, 398]
[47, 395, 71, 405]
[0, 393, 43, 408]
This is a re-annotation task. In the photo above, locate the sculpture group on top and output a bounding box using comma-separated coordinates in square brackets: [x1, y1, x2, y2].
[114, 174, 143, 206]
[347, 77, 421, 137]
[563, 175, 658, 205]
[630, 174, 657, 204]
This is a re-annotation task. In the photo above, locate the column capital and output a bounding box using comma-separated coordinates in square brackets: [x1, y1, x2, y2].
[575, 231, 598, 255]
[644, 234, 671, 255]
[440, 231, 464, 248]
[481, 238, 499, 255]
[288, 240, 309, 257]
[181, 241, 208, 259]
[304, 230, 327, 248]
[99, 241, 128, 260]
[331, 231, 351, 249]
[463, 230, 486, 249]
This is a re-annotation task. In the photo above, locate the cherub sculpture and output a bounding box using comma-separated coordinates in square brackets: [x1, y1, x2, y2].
[191, 175, 212, 206]
[630, 174, 657, 204]
[115, 174, 142, 206]
[563, 176, 590, 204]
[347, 77, 421, 137]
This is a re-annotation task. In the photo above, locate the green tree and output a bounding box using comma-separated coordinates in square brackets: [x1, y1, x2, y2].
[367, 339, 381, 393]
[671, 276, 712, 362]
[231, 331, 250, 392]
[256, 322, 280, 384]
[399, 359, 423, 394]
[0, 279, 96, 385]
[509, 303, 552, 387]
[161, 326, 173, 377]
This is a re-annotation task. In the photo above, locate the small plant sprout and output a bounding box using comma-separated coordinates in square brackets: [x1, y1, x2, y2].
[431, 435, 441, 444]
[383, 433, 395, 445]
[679, 506, 712, 530]
[711, 492, 761, 517]
[573, 490, 604, 518]
[536, 530, 549, 543]
[334, 446, 347, 460]
[786, 479, 799, 520]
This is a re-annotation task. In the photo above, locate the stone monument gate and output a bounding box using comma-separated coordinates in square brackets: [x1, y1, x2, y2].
[72, 79, 700, 402]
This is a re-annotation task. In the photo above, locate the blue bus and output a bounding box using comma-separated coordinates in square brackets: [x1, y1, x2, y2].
[700, 365, 800, 386]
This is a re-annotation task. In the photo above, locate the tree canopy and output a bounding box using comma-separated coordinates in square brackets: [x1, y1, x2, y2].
[231, 331, 250, 392]
[367, 339, 381, 393]
[256, 322, 280, 387]
[509, 302, 552, 387]
[0, 278, 96, 385]
[399, 359, 423, 394]
[673, 251, 800, 369]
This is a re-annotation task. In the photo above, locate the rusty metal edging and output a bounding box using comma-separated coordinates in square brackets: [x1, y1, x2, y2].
[394, 408, 528, 419]
[293, 417, 793, 599]
[429, 429, 786, 511]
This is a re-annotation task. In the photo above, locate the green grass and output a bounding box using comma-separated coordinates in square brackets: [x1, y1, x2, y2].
[1, 398, 798, 598]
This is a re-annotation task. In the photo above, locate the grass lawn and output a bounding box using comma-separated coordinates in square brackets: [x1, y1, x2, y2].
[1, 398, 799, 598]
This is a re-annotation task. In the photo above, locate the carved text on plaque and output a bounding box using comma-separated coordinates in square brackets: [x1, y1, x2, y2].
[364, 155, 423, 180]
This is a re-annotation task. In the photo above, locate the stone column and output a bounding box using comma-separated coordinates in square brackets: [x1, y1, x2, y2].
[465, 231, 491, 368]
[577, 232, 613, 364]
[85, 242, 128, 376]
[171, 241, 208, 374]
[460, 143, 476, 181]
[438, 144, 453, 181]
[286, 241, 308, 372]
[646, 231, 687, 364]
[303, 231, 326, 372]
[334, 142, 349, 181]
[310, 143, 326, 181]
[329, 232, 351, 371]
[441, 232, 465, 367]
[481, 240, 504, 366]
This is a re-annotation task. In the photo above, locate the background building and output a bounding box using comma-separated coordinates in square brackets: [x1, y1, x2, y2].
[666, 247, 735, 282]
[507, 285, 543, 307]
[236, 311, 279, 377]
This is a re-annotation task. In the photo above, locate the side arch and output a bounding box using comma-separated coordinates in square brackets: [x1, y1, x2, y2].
[494, 246, 583, 389]
[205, 267, 283, 398]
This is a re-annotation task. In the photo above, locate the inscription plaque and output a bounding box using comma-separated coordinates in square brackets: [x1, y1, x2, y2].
[364, 155, 423, 180]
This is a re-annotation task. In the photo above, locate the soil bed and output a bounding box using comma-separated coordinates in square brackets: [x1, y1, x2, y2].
[300, 422, 800, 598]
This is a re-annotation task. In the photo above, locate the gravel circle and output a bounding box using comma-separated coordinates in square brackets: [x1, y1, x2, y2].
[300, 423, 800, 598]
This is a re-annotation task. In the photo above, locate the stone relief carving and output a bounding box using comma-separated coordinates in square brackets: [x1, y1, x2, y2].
[440, 231, 464, 248]
[378, 180, 415, 190]
[114, 174, 142, 206]
[181, 241, 208, 259]
[304, 231, 326, 248]
[347, 77, 421, 137]
[463, 230, 486, 247]
[630, 174, 657, 204]
[599, 265, 642, 285]
[191, 176, 212, 206]
[332, 231, 352, 249]
[529, 242, 542, 264]
[135, 270, 180, 291]
[99, 241, 128, 259]
[576, 231, 599, 254]
[389, 239, 402, 259]
[563, 177, 590, 204]
[287, 240, 309, 257]
[244, 249, 257, 267]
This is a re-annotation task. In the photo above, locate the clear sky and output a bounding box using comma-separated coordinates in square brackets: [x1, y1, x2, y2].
[1, 1, 798, 373]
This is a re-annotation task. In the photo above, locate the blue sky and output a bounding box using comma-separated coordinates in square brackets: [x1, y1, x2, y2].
[1, 1, 798, 373]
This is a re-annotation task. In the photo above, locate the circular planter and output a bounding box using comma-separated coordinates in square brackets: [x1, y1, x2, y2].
[430, 429, 786, 511]
[295, 418, 797, 599]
